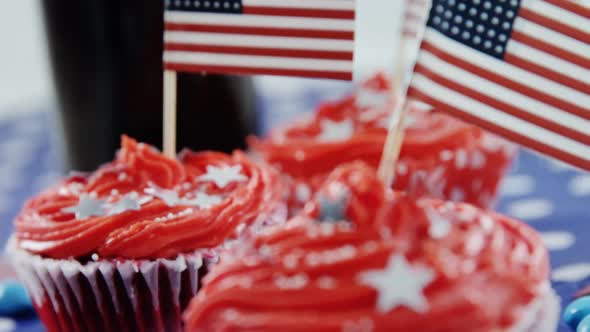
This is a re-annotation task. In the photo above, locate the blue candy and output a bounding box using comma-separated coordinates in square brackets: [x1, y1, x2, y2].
[565, 296, 590, 330]
[578, 316, 590, 332]
[0, 280, 32, 315]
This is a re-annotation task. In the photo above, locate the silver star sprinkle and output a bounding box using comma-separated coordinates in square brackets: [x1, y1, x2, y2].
[62, 195, 107, 219]
[342, 317, 374, 332]
[144, 186, 183, 206]
[356, 89, 389, 109]
[377, 114, 417, 130]
[184, 192, 223, 209]
[409, 100, 433, 113]
[109, 192, 142, 215]
[145, 184, 222, 209]
[358, 254, 435, 314]
[359, 108, 386, 122]
[197, 165, 248, 189]
[317, 193, 349, 223]
[317, 181, 350, 222]
[424, 207, 452, 239]
[317, 119, 354, 142]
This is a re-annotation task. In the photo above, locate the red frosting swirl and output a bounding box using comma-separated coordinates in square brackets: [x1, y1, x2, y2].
[14, 136, 284, 260]
[184, 163, 549, 332]
[249, 73, 515, 208]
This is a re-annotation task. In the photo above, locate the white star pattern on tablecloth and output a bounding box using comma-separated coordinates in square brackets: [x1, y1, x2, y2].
[500, 174, 535, 196]
[506, 198, 554, 221]
[0, 318, 16, 332]
[358, 254, 435, 314]
[62, 194, 107, 219]
[197, 165, 248, 189]
[569, 175, 590, 196]
[317, 119, 354, 142]
[553, 263, 590, 282]
[541, 231, 575, 251]
[184, 192, 223, 209]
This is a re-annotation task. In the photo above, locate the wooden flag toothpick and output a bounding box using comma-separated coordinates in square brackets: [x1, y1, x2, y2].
[377, 0, 432, 187]
[163, 70, 177, 158]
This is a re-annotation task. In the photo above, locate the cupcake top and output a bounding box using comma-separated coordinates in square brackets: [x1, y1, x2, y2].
[14, 136, 284, 260]
[249, 73, 508, 179]
[184, 163, 549, 332]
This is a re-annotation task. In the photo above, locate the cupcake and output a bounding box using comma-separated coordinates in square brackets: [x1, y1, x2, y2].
[184, 162, 558, 332]
[249, 73, 516, 212]
[7, 136, 286, 332]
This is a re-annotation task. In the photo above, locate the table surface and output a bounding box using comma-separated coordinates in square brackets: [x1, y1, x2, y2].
[1, 86, 589, 332]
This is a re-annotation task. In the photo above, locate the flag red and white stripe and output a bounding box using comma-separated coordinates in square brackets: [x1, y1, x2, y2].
[401, 0, 431, 73]
[403, 0, 430, 38]
[164, 0, 356, 80]
[408, 0, 590, 170]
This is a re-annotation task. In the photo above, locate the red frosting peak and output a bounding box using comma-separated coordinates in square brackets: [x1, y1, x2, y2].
[302, 161, 391, 230]
[115, 135, 187, 188]
[184, 163, 549, 332]
[14, 137, 283, 259]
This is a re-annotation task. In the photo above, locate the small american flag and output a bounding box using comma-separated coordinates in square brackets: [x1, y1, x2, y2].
[408, 0, 590, 170]
[163, 0, 356, 80]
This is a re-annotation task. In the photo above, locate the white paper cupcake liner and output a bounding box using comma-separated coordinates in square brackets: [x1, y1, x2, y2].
[5, 203, 287, 332]
[508, 283, 560, 332]
[7, 238, 211, 332]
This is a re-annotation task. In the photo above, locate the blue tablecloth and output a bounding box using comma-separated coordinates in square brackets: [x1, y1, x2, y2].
[0, 86, 588, 331]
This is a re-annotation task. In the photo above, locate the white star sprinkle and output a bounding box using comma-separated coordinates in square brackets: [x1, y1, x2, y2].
[145, 186, 183, 206]
[184, 192, 223, 209]
[359, 108, 385, 122]
[376, 116, 391, 130]
[62, 195, 107, 219]
[342, 317, 374, 332]
[145, 184, 222, 209]
[317, 119, 354, 142]
[356, 88, 389, 109]
[375, 113, 419, 130]
[295, 183, 311, 202]
[358, 254, 435, 314]
[109, 192, 142, 215]
[424, 207, 452, 239]
[403, 115, 418, 128]
[197, 165, 248, 189]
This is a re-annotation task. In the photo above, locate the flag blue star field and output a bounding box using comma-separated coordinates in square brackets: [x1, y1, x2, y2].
[408, 0, 590, 171]
[163, 0, 356, 80]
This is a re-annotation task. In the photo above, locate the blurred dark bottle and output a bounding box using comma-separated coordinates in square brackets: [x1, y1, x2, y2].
[41, 0, 257, 171]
